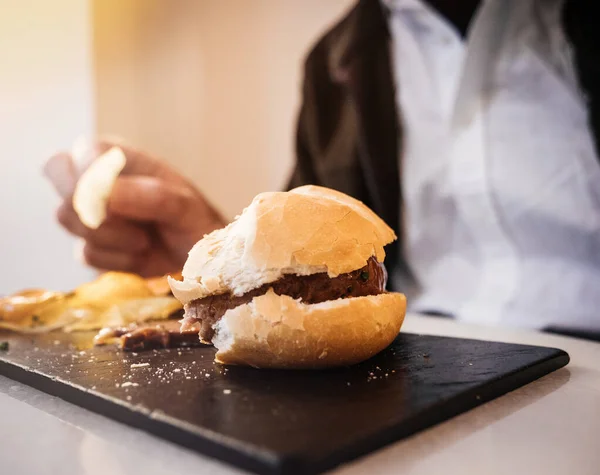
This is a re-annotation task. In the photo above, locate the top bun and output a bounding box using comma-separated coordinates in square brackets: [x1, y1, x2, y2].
[169, 185, 396, 304]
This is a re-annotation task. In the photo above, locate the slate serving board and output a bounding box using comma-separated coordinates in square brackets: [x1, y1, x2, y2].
[0, 330, 568, 475]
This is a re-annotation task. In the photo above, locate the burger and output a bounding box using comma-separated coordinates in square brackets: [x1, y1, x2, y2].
[168, 185, 406, 369]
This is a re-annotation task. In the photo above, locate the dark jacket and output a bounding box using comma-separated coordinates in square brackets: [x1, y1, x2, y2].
[286, 0, 600, 288]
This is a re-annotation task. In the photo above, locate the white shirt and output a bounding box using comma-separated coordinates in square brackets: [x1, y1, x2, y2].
[384, 0, 600, 332]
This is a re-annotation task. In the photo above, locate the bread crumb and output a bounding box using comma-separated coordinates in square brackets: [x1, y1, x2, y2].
[223, 389, 231, 395]
[120, 382, 139, 388]
[172, 368, 181, 373]
[131, 363, 150, 368]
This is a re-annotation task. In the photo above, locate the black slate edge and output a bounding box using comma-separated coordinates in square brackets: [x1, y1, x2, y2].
[0, 340, 571, 475]
[0, 358, 281, 475]
[299, 348, 570, 475]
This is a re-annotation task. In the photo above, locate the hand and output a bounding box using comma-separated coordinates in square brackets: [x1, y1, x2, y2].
[44, 139, 226, 277]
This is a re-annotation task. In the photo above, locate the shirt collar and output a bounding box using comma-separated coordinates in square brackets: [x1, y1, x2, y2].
[382, 0, 493, 14]
[380, 0, 429, 12]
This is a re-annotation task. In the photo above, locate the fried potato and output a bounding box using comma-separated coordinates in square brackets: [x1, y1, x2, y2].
[146, 272, 182, 296]
[71, 271, 154, 308]
[64, 296, 182, 332]
[72, 146, 126, 229]
[0, 272, 183, 333]
[0, 290, 80, 333]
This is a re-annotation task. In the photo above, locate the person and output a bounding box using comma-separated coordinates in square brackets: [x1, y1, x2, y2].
[45, 0, 600, 336]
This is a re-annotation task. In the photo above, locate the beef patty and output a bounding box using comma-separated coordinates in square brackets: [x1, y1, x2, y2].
[183, 256, 387, 342]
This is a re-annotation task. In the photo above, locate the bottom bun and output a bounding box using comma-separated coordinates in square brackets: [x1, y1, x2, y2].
[212, 289, 406, 369]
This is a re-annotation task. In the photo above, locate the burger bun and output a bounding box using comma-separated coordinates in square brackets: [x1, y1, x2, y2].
[212, 290, 407, 369]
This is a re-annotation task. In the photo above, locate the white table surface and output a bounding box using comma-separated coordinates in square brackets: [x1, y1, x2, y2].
[1, 313, 599, 475]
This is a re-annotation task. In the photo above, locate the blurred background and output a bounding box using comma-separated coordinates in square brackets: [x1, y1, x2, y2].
[0, 0, 353, 293]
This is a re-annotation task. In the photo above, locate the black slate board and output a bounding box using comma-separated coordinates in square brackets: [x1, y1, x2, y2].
[0, 331, 568, 475]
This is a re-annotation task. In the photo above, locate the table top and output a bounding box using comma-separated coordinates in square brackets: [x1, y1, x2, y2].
[2, 314, 599, 475]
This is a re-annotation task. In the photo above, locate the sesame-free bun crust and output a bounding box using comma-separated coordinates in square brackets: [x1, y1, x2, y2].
[212, 290, 407, 369]
[169, 185, 396, 303]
